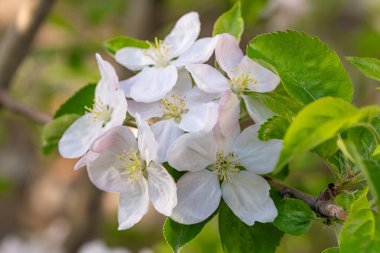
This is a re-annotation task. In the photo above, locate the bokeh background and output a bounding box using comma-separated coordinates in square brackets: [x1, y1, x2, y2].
[0, 0, 380, 252]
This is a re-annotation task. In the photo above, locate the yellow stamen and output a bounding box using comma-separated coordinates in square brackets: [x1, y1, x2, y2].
[160, 94, 188, 123]
[145, 37, 172, 67]
[213, 150, 241, 181]
[85, 99, 113, 125]
[115, 149, 146, 182]
[229, 67, 257, 95]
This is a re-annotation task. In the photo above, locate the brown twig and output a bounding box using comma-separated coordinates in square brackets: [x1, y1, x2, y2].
[268, 179, 348, 220]
[0, 92, 51, 124]
[0, 0, 56, 89]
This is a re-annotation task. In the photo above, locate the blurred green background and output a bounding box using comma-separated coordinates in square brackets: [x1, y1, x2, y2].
[0, 0, 379, 252]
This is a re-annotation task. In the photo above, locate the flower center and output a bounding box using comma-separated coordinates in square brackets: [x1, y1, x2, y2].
[229, 69, 257, 95]
[115, 149, 146, 182]
[213, 150, 241, 181]
[145, 38, 172, 67]
[86, 99, 113, 126]
[160, 94, 188, 123]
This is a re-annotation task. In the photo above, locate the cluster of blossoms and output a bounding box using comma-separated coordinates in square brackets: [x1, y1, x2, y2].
[59, 12, 282, 229]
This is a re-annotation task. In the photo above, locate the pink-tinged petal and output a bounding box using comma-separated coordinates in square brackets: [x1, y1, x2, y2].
[242, 95, 275, 124]
[58, 114, 103, 159]
[167, 132, 218, 172]
[171, 170, 221, 224]
[86, 126, 138, 192]
[151, 120, 184, 163]
[147, 161, 177, 216]
[115, 47, 154, 71]
[164, 12, 200, 58]
[186, 64, 229, 93]
[215, 33, 244, 77]
[179, 102, 218, 133]
[127, 100, 162, 120]
[222, 171, 277, 226]
[118, 178, 149, 230]
[129, 65, 178, 103]
[213, 91, 240, 140]
[184, 87, 221, 107]
[119, 77, 134, 98]
[87, 150, 129, 193]
[172, 37, 219, 66]
[136, 114, 159, 163]
[238, 56, 280, 93]
[74, 125, 137, 170]
[74, 151, 100, 170]
[234, 124, 282, 174]
[171, 69, 193, 95]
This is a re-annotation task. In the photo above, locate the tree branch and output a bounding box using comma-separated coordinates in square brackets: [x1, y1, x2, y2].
[0, 0, 56, 90]
[268, 179, 348, 220]
[0, 92, 51, 124]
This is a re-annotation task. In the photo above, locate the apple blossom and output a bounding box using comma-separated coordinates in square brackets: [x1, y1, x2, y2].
[186, 33, 280, 123]
[58, 54, 128, 159]
[127, 70, 219, 162]
[115, 12, 218, 103]
[167, 93, 282, 225]
[86, 115, 177, 230]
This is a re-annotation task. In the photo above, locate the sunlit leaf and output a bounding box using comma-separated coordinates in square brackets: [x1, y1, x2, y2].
[213, 1, 244, 42]
[346, 56, 380, 82]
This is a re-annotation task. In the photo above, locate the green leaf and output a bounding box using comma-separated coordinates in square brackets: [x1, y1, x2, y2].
[41, 114, 80, 155]
[104, 36, 150, 56]
[273, 199, 313, 236]
[338, 139, 380, 204]
[247, 31, 353, 104]
[248, 85, 303, 117]
[219, 202, 284, 253]
[163, 217, 212, 253]
[321, 248, 339, 253]
[213, 1, 244, 42]
[275, 97, 380, 173]
[339, 188, 380, 253]
[334, 189, 365, 212]
[258, 115, 290, 141]
[346, 56, 380, 82]
[54, 83, 96, 119]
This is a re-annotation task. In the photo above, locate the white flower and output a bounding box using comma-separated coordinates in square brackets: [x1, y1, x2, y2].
[115, 12, 219, 103]
[127, 70, 219, 162]
[167, 94, 282, 225]
[86, 115, 177, 230]
[186, 33, 280, 123]
[59, 54, 128, 159]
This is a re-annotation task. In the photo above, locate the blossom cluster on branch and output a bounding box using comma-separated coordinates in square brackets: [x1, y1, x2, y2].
[58, 12, 282, 230]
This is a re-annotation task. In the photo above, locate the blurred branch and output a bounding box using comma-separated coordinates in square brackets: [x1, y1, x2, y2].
[268, 179, 348, 220]
[0, 92, 51, 124]
[0, 0, 56, 90]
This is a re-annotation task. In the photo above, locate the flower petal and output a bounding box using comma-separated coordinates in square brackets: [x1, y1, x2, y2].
[179, 102, 218, 133]
[186, 64, 229, 93]
[238, 56, 280, 93]
[147, 162, 177, 216]
[164, 12, 200, 58]
[118, 178, 149, 230]
[95, 53, 119, 90]
[242, 95, 275, 123]
[58, 114, 103, 159]
[171, 170, 221, 224]
[222, 171, 277, 225]
[127, 100, 162, 120]
[215, 33, 244, 77]
[172, 37, 218, 66]
[74, 151, 100, 170]
[213, 91, 240, 140]
[107, 89, 129, 127]
[171, 69, 193, 95]
[234, 124, 282, 174]
[151, 120, 184, 163]
[86, 127, 138, 192]
[129, 65, 178, 103]
[167, 132, 218, 172]
[115, 47, 154, 71]
[136, 114, 159, 163]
